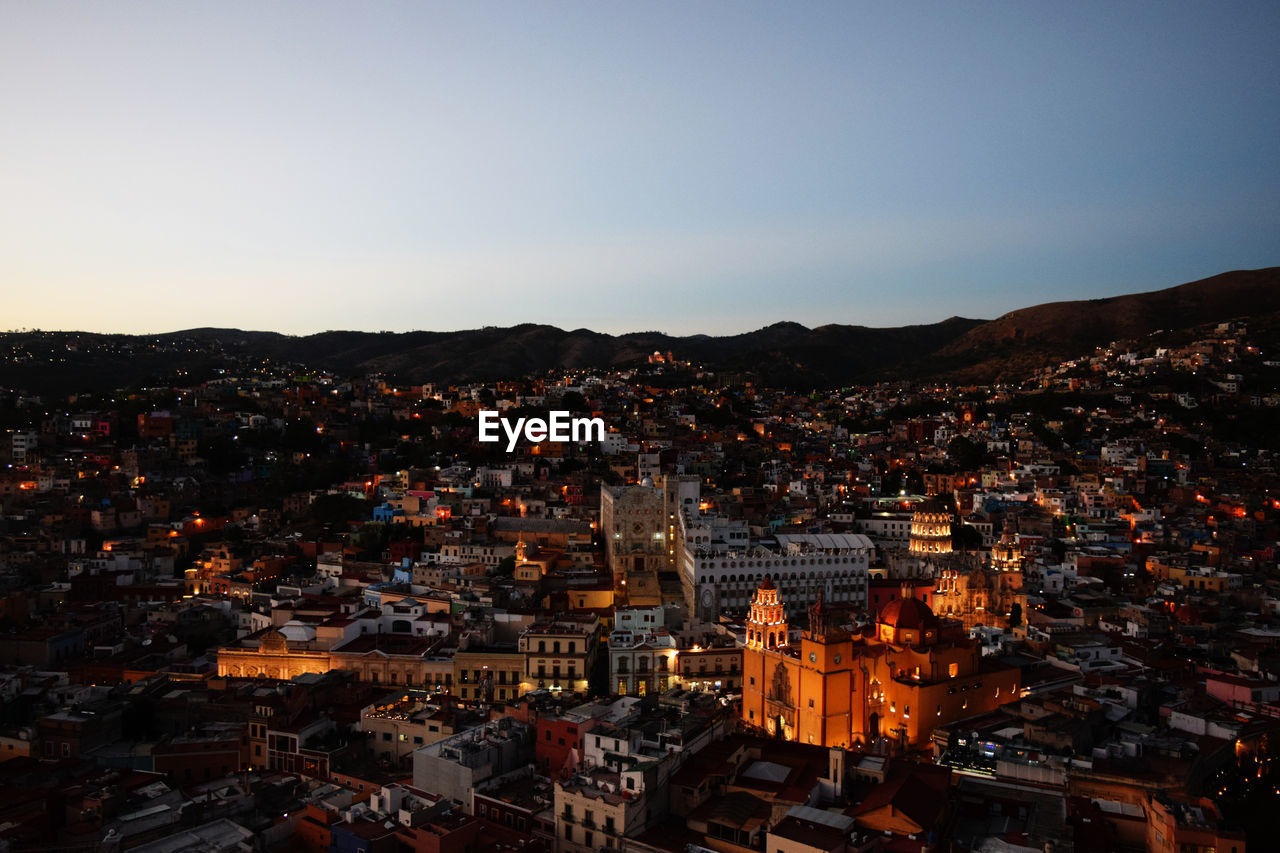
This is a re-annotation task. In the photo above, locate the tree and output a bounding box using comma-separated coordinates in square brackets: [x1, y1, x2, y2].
[309, 494, 368, 525]
[560, 390, 588, 413]
[952, 522, 985, 551]
[947, 435, 986, 471]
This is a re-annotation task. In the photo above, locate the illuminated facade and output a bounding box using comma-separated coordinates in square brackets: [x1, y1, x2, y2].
[742, 579, 1021, 750]
[908, 495, 955, 556]
[746, 575, 789, 651]
[216, 630, 329, 680]
[933, 516, 1027, 630]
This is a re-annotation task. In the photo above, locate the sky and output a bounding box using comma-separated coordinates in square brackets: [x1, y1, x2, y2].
[2, 2, 1278, 337]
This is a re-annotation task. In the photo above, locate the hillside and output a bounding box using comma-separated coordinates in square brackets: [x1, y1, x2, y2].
[927, 267, 1280, 382]
[1, 267, 1277, 394]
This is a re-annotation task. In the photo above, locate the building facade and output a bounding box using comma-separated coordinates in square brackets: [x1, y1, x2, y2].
[681, 529, 872, 622]
[519, 614, 601, 695]
[741, 579, 1021, 751]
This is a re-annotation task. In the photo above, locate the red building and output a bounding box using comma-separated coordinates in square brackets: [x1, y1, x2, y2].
[397, 811, 484, 853]
[295, 803, 339, 852]
[535, 715, 592, 778]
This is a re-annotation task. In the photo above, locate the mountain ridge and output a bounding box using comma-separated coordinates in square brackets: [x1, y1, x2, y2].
[2, 267, 1276, 393]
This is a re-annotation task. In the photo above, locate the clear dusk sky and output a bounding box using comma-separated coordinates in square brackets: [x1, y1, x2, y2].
[2, 2, 1278, 337]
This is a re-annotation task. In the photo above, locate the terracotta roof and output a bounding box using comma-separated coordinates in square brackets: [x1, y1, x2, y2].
[878, 596, 940, 633]
[851, 763, 951, 831]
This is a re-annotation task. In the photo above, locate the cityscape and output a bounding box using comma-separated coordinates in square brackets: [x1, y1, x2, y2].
[0, 268, 1277, 852]
[4, 3, 1279, 852]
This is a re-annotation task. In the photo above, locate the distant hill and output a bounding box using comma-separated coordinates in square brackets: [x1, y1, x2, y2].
[927, 267, 1280, 382]
[0, 267, 1276, 394]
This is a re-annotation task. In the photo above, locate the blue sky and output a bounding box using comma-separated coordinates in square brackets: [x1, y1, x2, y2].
[2, 2, 1277, 336]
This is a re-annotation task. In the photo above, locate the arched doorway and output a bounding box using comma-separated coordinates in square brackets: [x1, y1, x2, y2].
[868, 712, 880, 739]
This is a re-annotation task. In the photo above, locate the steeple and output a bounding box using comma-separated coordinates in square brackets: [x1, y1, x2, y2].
[747, 575, 788, 651]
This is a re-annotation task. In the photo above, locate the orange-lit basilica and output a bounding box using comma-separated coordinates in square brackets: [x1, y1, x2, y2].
[741, 576, 1021, 751]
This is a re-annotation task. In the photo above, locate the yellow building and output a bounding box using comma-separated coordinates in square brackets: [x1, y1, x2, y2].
[216, 630, 330, 680]
[452, 646, 525, 702]
[742, 577, 1020, 751]
[518, 613, 601, 695]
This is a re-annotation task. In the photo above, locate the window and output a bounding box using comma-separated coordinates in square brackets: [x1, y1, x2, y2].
[949, 662, 959, 678]
[564, 825, 572, 840]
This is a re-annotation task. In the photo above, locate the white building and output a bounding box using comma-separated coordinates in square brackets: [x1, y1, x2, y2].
[680, 522, 872, 622]
[10, 431, 38, 464]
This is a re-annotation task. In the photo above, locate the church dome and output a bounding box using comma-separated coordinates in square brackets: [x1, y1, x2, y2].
[876, 587, 941, 646]
[878, 596, 939, 632]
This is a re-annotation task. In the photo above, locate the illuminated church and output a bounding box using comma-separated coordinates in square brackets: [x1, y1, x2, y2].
[908, 494, 955, 556]
[933, 515, 1028, 631]
[741, 576, 1021, 750]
